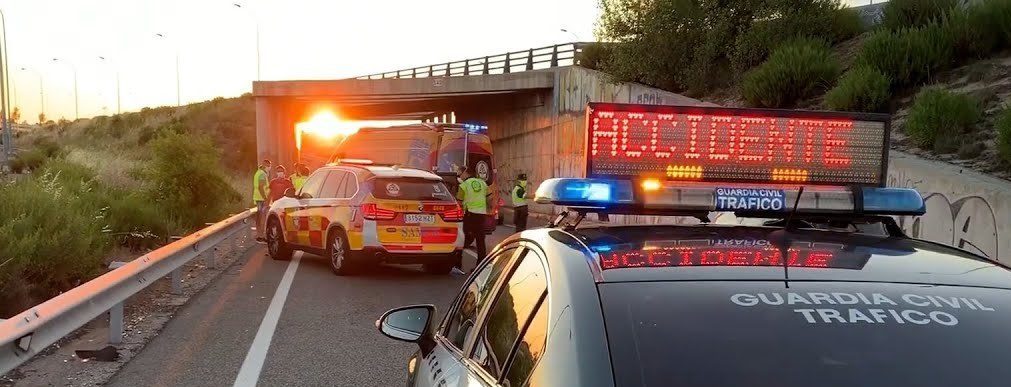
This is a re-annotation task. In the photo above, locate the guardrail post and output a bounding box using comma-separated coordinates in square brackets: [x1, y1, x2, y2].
[109, 302, 124, 344]
[428, 65, 433, 77]
[170, 267, 183, 295]
[412, 68, 417, 78]
[444, 63, 451, 76]
[526, 48, 534, 71]
[504, 53, 511, 74]
[464, 59, 470, 76]
[483, 56, 490, 74]
[551, 45, 559, 67]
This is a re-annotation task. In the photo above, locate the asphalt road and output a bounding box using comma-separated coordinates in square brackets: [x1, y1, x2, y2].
[107, 226, 516, 387]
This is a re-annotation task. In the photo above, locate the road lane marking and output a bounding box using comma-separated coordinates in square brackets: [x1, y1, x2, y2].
[233, 251, 302, 387]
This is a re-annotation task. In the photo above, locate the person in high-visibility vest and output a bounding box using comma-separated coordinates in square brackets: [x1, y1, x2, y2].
[456, 166, 490, 266]
[253, 159, 271, 242]
[511, 173, 530, 231]
[291, 163, 308, 192]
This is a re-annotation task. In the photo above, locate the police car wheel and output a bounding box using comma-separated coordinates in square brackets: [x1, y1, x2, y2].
[327, 230, 355, 276]
[267, 218, 292, 261]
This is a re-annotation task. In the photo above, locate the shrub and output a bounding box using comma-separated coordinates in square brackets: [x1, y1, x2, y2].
[904, 89, 981, 152]
[742, 39, 840, 108]
[825, 66, 891, 112]
[858, 22, 954, 88]
[881, 0, 957, 31]
[577, 42, 612, 70]
[830, 7, 866, 42]
[997, 107, 1011, 165]
[944, 6, 1000, 59]
[10, 148, 49, 172]
[142, 132, 241, 229]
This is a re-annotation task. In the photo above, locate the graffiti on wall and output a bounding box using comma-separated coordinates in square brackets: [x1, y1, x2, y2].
[888, 172, 1000, 259]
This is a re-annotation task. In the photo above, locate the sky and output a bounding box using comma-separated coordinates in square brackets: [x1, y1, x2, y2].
[2, 0, 601, 122]
[1, 0, 877, 122]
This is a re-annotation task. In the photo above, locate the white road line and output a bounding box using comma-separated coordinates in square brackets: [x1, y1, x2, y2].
[463, 250, 478, 260]
[233, 252, 302, 387]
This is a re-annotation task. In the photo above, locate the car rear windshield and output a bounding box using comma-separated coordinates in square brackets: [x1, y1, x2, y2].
[599, 281, 1011, 387]
[371, 178, 454, 201]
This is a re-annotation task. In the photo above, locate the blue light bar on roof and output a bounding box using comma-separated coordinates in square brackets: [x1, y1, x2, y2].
[534, 178, 926, 216]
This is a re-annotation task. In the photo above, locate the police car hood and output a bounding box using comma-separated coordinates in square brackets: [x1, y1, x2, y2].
[573, 225, 1011, 289]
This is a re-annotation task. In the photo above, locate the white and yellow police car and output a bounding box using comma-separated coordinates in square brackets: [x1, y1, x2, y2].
[374, 103, 1011, 387]
[265, 160, 464, 275]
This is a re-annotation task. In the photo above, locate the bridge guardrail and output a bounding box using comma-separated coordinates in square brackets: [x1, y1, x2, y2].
[0, 209, 256, 375]
[356, 42, 589, 80]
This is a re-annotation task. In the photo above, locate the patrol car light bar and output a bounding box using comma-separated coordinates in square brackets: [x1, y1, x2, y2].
[534, 178, 926, 216]
[586, 103, 891, 187]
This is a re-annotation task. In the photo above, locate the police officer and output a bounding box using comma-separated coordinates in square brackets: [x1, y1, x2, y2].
[253, 159, 271, 242]
[291, 163, 308, 191]
[512, 173, 530, 231]
[456, 166, 490, 263]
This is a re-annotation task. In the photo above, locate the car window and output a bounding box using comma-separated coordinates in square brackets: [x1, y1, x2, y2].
[371, 178, 454, 201]
[503, 298, 548, 387]
[341, 172, 359, 198]
[442, 248, 520, 350]
[471, 252, 547, 381]
[299, 171, 328, 199]
[319, 170, 347, 199]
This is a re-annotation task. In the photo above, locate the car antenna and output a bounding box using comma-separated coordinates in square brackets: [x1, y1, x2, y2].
[774, 186, 805, 288]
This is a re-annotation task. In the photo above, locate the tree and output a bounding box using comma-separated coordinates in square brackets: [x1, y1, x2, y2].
[597, 0, 858, 95]
[38, 112, 46, 124]
[10, 107, 20, 123]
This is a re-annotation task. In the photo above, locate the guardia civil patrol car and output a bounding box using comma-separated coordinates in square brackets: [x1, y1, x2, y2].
[265, 160, 464, 275]
[375, 103, 1011, 387]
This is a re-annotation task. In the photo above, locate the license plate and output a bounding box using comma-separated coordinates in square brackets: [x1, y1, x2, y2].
[404, 214, 436, 224]
[714, 188, 786, 211]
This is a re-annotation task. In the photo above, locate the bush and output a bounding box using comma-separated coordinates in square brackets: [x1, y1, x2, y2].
[825, 66, 891, 112]
[142, 132, 241, 229]
[904, 89, 981, 152]
[10, 148, 49, 172]
[881, 0, 957, 31]
[997, 107, 1011, 165]
[858, 22, 954, 88]
[577, 42, 612, 70]
[742, 39, 840, 108]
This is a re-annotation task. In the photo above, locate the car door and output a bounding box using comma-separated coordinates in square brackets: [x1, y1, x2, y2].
[286, 170, 339, 249]
[462, 245, 549, 387]
[412, 246, 525, 387]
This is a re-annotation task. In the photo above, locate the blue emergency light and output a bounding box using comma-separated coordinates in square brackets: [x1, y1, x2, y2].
[534, 178, 926, 216]
[462, 123, 488, 133]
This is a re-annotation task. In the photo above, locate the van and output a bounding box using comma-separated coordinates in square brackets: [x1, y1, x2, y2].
[329, 123, 500, 234]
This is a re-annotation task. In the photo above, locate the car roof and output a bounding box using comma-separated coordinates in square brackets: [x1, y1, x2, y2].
[534, 225, 1011, 290]
[324, 163, 443, 181]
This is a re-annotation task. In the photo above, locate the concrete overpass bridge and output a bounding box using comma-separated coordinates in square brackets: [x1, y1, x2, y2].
[253, 42, 709, 219]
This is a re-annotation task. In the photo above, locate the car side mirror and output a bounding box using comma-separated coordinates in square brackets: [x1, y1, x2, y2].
[376, 305, 434, 342]
[284, 188, 297, 198]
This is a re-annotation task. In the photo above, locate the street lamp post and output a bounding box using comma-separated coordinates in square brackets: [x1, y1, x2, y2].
[0, 8, 10, 164]
[560, 28, 581, 41]
[154, 33, 180, 106]
[233, 3, 261, 81]
[98, 56, 121, 114]
[19, 68, 44, 123]
[51, 58, 79, 120]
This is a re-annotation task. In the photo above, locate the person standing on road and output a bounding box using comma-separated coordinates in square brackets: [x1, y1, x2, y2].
[511, 173, 530, 232]
[268, 165, 294, 204]
[254, 159, 271, 242]
[457, 166, 490, 264]
[291, 163, 308, 192]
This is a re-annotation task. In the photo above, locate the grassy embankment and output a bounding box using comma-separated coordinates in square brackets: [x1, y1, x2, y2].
[1, 96, 256, 317]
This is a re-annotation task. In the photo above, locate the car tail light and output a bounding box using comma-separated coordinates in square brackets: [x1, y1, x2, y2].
[440, 205, 464, 222]
[362, 203, 396, 220]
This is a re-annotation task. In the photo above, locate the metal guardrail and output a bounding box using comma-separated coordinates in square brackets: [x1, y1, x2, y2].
[356, 42, 589, 80]
[0, 209, 256, 375]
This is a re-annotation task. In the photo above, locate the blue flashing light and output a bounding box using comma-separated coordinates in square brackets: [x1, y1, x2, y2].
[534, 178, 635, 207]
[462, 123, 488, 133]
[862, 187, 926, 216]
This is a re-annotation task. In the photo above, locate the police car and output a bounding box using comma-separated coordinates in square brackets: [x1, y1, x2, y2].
[265, 160, 464, 275]
[374, 103, 1011, 386]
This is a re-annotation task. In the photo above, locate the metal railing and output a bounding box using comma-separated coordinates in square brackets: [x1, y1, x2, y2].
[0, 209, 256, 375]
[355, 42, 589, 80]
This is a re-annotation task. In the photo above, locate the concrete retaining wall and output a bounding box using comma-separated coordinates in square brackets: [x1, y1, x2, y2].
[888, 151, 1010, 264]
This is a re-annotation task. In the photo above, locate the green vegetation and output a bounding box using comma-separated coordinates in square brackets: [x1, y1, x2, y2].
[997, 107, 1011, 164]
[904, 89, 981, 153]
[857, 22, 954, 88]
[825, 66, 891, 112]
[597, 0, 860, 94]
[742, 39, 839, 108]
[1, 96, 252, 317]
[880, 0, 957, 30]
